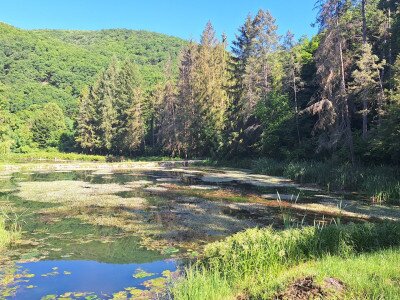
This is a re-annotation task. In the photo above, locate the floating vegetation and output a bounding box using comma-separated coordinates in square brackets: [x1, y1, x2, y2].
[133, 269, 155, 279]
[1, 164, 400, 298]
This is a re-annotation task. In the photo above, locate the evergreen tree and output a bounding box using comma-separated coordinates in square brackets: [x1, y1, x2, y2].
[351, 43, 386, 134]
[125, 88, 145, 153]
[158, 58, 180, 156]
[76, 86, 100, 153]
[228, 10, 280, 156]
[306, 0, 355, 164]
[176, 42, 199, 157]
[283, 31, 303, 143]
[195, 22, 231, 154]
[96, 58, 119, 153]
[114, 60, 144, 153]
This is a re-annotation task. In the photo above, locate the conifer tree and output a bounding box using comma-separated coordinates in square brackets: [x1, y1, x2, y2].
[228, 10, 280, 155]
[96, 58, 119, 153]
[307, 0, 355, 164]
[76, 86, 100, 153]
[195, 22, 231, 154]
[125, 88, 145, 153]
[158, 59, 180, 156]
[352, 43, 386, 134]
[283, 31, 303, 143]
[176, 42, 199, 157]
[114, 60, 144, 152]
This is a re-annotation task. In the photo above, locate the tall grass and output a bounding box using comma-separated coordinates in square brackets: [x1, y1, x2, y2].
[172, 222, 400, 299]
[0, 216, 20, 250]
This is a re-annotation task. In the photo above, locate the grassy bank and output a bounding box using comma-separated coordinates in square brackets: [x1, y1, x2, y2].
[172, 222, 400, 299]
[0, 151, 106, 163]
[203, 158, 400, 205]
[0, 151, 191, 164]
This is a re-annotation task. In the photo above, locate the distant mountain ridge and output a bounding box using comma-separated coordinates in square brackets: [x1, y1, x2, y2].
[0, 22, 186, 116]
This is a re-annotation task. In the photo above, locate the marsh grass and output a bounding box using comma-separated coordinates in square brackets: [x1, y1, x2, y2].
[0, 215, 21, 250]
[0, 151, 106, 163]
[204, 158, 400, 205]
[0, 150, 185, 164]
[172, 222, 400, 299]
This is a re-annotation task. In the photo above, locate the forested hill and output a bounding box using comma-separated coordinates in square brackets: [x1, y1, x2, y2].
[0, 22, 186, 115]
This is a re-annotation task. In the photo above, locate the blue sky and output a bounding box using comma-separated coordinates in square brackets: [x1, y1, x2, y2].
[0, 0, 318, 42]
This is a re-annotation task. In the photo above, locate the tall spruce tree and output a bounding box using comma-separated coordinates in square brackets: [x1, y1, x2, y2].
[306, 0, 355, 164]
[352, 43, 386, 132]
[195, 22, 231, 154]
[228, 9, 280, 156]
[158, 62, 180, 156]
[114, 60, 144, 153]
[76, 86, 100, 153]
[96, 58, 119, 153]
[176, 42, 199, 157]
[283, 31, 303, 144]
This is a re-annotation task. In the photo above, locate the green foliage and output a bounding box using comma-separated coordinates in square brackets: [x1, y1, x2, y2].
[0, 22, 185, 155]
[31, 103, 67, 148]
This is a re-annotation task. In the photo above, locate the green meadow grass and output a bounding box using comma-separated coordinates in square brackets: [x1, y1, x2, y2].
[172, 222, 400, 299]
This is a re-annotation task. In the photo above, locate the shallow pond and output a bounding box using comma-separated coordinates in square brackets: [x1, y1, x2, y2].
[0, 163, 396, 299]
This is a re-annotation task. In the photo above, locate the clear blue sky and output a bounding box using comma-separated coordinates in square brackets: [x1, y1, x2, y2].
[0, 0, 318, 42]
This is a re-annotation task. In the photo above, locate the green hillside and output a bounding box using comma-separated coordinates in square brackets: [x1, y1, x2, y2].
[0, 22, 186, 115]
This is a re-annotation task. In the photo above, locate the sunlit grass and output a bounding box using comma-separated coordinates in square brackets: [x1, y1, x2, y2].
[0, 216, 20, 250]
[172, 222, 400, 299]
[268, 249, 400, 299]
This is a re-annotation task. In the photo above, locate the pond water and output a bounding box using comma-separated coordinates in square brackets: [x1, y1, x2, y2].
[13, 260, 177, 300]
[0, 163, 387, 299]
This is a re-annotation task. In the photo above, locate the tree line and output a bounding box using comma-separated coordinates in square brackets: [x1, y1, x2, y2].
[7, 0, 400, 164]
[76, 0, 400, 164]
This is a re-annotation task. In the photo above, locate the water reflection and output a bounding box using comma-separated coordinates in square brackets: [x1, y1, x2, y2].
[12, 259, 177, 299]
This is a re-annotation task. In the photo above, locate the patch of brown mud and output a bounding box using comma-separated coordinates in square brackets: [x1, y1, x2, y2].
[275, 277, 345, 300]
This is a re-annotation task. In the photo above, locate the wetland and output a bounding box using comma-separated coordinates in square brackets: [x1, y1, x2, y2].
[0, 162, 399, 299]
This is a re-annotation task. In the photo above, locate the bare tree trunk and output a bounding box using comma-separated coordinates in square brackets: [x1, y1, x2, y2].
[362, 0, 367, 44]
[361, 0, 368, 139]
[292, 67, 301, 144]
[377, 69, 386, 125]
[338, 26, 355, 166]
[387, 5, 393, 86]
